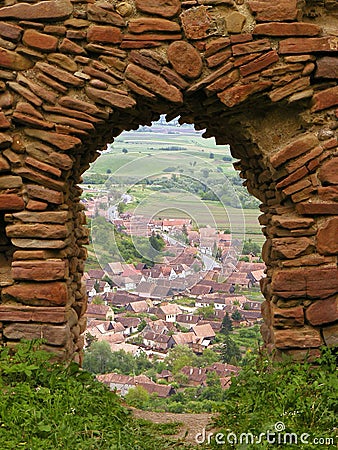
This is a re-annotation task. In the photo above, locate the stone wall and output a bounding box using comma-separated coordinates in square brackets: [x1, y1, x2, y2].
[0, 0, 337, 362]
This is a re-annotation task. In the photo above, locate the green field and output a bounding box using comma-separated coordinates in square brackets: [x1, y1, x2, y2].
[84, 125, 264, 245]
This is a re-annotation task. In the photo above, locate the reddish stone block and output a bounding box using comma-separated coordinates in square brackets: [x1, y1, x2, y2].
[270, 134, 318, 168]
[296, 202, 338, 215]
[206, 48, 232, 68]
[271, 237, 314, 259]
[11, 210, 69, 223]
[87, 25, 122, 44]
[135, 0, 180, 18]
[12, 260, 68, 281]
[0, 0, 73, 21]
[180, 6, 212, 40]
[253, 22, 321, 36]
[4, 323, 70, 346]
[59, 38, 86, 55]
[317, 217, 338, 256]
[312, 86, 338, 112]
[205, 37, 231, 57]
[2, 282, 69, 306]
[279, 37, 337, 54]
[85, 86, 136, 110]
[0, 22, 22, 41]
[125, 63, 183, 103]
[318, 157, 338, 185]
[274, 326, 322, 349]
[26, 200, 47, 211]
[240, 50, 279, 77]
[322, 323, 338, 347]
[6, 223, 69, 239]
[315, 57, 338, 79]
[0, 48, 33, 70]
[218, 80, 272, 107]
[23, 29, 58, 52]
[283, 177, 311, 196]
[306, 297, 338, 326]
[24, 128, 81, 151]
[206, 68, 239, 94]
[128, 18, 180, 33]
[36, 62, 84, 87]
[0, 304, 68, 323]
[318, 186, 338, 202]
[271, 216, 314, 229]
[25, 184, 63, 205]
[0, 194, 24, 210]
[272, 305, 304, 328]
[167, 41, 202, 79]
[232, 38, 271, 56]
[269, 76, 310, 102]
[248, 0, 297, 21]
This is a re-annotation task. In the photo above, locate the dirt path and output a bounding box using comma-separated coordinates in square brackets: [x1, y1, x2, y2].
[131, 408, 218, 445]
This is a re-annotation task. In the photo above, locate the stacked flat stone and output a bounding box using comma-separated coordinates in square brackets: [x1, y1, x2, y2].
[0, 0, 336, 362]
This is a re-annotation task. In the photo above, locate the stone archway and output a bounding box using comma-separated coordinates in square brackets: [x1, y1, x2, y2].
[0, 0, 337, 362]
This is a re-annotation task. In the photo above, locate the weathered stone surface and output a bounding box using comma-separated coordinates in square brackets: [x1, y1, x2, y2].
[23, 29, 58, 52]
[317, 218, 338, 256]
[271, 216, 314, 229]
[248, 0, 298, 22]
[0, 194, 24, 210]
[85, 86, 136, 109]
[253, 23, 321, 36]
[0, 48, 33, 70]
[269, 76, 310, 102]
[318, 186, 338, 202]
[205, 37, 231, 57]
[180, 6, 212, 40]
[279, 37, 338, 54]
[225, 12, 246, 33]
[36, 62, 84, 87]
[26, 199, 48, 211]
[274, 326, 322, 349]
[87, 5, 126, 26]
[125, 64, 183, 103]
[206, 48, 232, 68]
[87, 25, 122, 44]
[2, 282, 68, 306]
[322, 323, 338, 347]
[311, 86, 338, 112]
[25, 184, 63, 205]
[272, 305, 304, 328]
[270, 134, 318, 168]
[232, 39, 271, 56]
[6, 223, 69, 239]
[240, 50, 279, 77]
[4, 323, 70, 346]
[10, 210, 69, 224]
[297, 202, 338, 215]
[315, 57, 338, 79]
[0, 175, 22, 189]
[0, 22, 23, 42]
[318, 157, 338, 185]
[0, 156, 10, 172]
[271, 237, 314, 259]
[11, 238, 69, 249]
[272, 267, 338, 298]
[135, 0, 180, 18]
[306, 296, 338, 326]
[24, 129, 81, 151]
[59, 38, 86, 55]
[12, 259, 68, 281]
[58, 96, 108, 118]
[0, 0, 73, 21]
[167, 41, 202, 79]
[47, 53, 78, 72]
[129, 18, 180, 34]
[206, 68, 239, 94]
[218, 81, 272, 107]
[0, 304, 68, 323]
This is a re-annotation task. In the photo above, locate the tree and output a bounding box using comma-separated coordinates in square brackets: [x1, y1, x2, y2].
[242, 239, 261, 256]
[83, 341, 115, 374]
[165, 345, 196, 374]
[220, 335, 241, 365]
[197, 305, 214, 319]
[221, 312, 233, 334]
[209, 152, 215, 159]
[125, 386, 150, 408]
[92, 295, 104, 305]
[122, 148, 128, 154]
[231, 309, 242, 321]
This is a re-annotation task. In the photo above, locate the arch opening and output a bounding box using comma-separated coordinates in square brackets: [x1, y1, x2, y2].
[0, 0, 336, 362]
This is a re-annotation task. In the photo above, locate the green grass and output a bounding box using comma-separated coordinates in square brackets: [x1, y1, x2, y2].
[0, 341, 192, 450]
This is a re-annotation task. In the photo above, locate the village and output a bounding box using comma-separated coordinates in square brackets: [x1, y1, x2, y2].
[81, 195, 265, 403]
